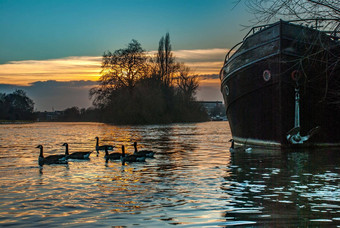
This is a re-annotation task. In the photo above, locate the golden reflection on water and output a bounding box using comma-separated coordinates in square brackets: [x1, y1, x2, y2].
[1, 122, 339, 227]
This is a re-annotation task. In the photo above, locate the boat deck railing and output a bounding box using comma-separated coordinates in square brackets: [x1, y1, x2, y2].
[223, 18, 340, 64]
[223, 22, 277, 64]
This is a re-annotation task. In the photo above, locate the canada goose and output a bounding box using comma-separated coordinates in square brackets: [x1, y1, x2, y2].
[62, 143, 92, 159]
[229, 139, 236, 153]
[229, 139, 252, 153]
[37, 145, 68, 166]
[133, 142, 155, 158]
[121, 145, 145, 165]
[104, 146, 121, 162]
[95, 137, 113, 155]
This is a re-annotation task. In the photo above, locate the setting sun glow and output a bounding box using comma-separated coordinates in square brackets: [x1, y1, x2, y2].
[0, 49, 227, 86]
[0, 56, 102, 85]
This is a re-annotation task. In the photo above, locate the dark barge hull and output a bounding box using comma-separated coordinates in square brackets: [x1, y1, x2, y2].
[220, 20, 340, 148]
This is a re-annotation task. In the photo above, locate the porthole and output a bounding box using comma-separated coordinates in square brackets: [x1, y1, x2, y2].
[263, 70, 271, 82]
[225, 85, 230, 96]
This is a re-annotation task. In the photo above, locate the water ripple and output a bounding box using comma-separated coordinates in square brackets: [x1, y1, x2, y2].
[0, 122, 340, 227]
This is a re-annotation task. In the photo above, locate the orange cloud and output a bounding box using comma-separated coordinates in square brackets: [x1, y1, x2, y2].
[0, 49, 228, 86]
[150, 48, 228, 75]
[0, 56, 102, 85]
[173, 48, 228, 62]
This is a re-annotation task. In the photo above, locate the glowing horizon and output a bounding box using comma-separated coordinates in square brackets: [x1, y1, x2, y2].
[0, 56, 102, 86]
[0, 48, 228, 86]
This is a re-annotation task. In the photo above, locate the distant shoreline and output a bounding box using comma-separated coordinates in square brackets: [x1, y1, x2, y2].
[0, 120, 218, 125]
[0, 120, 35, 124]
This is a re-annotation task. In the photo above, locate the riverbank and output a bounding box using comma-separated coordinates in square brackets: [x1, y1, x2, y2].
[0, 120, 35, 124]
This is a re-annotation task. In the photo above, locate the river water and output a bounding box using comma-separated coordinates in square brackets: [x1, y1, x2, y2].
[0, 122, 339, 227]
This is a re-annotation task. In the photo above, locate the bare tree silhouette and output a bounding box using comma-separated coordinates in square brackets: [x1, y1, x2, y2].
[241, 0, 340, 30]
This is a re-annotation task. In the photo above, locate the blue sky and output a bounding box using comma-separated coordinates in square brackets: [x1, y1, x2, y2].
[0, 0, 252, 110]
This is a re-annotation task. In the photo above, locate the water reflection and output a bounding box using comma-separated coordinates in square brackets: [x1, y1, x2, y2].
[223, 147, 340, 226]
[0, 122, 339, 227]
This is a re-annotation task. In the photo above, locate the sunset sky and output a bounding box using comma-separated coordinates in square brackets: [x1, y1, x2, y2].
[0, 0, 252, 111]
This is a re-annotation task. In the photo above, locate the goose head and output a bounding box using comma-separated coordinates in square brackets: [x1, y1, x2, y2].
[62, 143, 69, 155]
[133, 142, 137, 152]
[121, 145, 126, 165]
[36, 145, 44, 165]
[36, 145, 43, 157]
[104, 146, 109, 162]
[95, 137, 100, 148]
[121, 145, 125, 157]
[36, 145, 43, 149]
[229, 139, 235, 149]
[104, 145, 109, 156]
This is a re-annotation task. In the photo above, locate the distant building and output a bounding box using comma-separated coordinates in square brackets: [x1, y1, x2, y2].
[36, 111, 64, 121]
[198, 101, 227, 120]
[198, 101, 223, 114]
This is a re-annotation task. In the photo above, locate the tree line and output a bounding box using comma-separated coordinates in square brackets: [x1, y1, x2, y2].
[0, 90, 35, 121]
[4, 33, 208, 124]
[89, 33, 208, 124]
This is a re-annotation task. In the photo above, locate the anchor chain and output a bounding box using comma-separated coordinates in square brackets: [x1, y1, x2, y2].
[286, 70, 319, 144]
